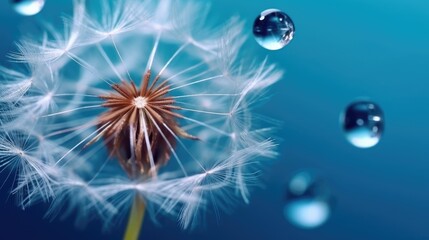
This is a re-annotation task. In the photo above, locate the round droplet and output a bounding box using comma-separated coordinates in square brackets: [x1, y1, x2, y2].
[253, 9, 295, 50]
[342, 101, 384, 148]
[284, 171, 332, 229]
[12, 0, 45, 16]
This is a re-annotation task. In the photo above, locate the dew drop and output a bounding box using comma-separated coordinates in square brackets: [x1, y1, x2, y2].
[284, 171, 332, 229]
[11, 0, 45, 16]
[253, 9, 295, 50]
[342, 101, 384, 148]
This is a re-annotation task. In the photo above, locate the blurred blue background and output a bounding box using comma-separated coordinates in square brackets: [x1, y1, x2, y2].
[1, 0, 429, 239]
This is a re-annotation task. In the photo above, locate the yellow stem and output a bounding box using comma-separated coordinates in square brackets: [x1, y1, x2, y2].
[124, 195, 146, 240]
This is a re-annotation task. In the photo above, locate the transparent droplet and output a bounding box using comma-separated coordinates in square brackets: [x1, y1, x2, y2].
[284, 171, 332, 229]
[253, 9, 295, 50]
[342, 101, 384, 148]
[12, 0, 45, 16]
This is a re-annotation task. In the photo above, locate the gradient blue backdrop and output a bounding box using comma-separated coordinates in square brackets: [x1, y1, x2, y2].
[1, 0, 428, 239]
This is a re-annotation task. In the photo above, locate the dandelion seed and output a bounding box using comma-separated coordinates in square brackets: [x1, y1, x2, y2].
[0, 0, 283, 238]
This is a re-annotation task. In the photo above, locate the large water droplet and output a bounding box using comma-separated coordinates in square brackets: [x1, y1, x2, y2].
[284, 171, 332, 229]
[253, 9, 295, 50]
[12, 0, 45, 16]
[342, 101, 384, 148]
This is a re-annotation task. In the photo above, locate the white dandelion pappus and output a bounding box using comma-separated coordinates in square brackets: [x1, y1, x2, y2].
[0, 0, 283, 236]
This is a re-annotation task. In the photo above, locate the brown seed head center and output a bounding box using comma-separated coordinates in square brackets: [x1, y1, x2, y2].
[88, 70, 198, 178]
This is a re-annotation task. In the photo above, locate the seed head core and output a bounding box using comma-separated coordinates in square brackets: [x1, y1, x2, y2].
[89, 70, 198, 178]
[134, 96, 147, 109]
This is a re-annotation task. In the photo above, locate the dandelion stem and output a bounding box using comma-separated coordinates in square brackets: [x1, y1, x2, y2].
[124, 194, 146, 240]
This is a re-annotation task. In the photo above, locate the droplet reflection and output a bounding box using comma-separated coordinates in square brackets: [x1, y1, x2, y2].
[342, 101, 384, 148]
[253, 9, 295, 50]
[11, 0, 45, 16]
[284, 171, 332, 229]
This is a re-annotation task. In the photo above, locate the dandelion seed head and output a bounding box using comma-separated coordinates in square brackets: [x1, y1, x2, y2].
[0, 0, 283, 230]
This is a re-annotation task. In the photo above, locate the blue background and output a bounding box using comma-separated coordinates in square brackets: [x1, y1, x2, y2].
[1, 0, 429, 239]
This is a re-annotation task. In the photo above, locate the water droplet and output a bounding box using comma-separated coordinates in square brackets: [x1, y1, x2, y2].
[12, 0, 45, 16]
[284, 171, 332, 229]
[253, 9, 295, 50]
[342, 101, 384, 148]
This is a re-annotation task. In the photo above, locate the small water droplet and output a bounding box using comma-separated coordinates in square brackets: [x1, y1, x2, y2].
[342, 101, 384, 148]
[284, 171, 332, 229]
[253, 9, 295, 50]
[12, 0, 45, 16]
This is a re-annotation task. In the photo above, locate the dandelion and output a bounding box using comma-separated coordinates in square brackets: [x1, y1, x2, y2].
[0, 0, 283, 239]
